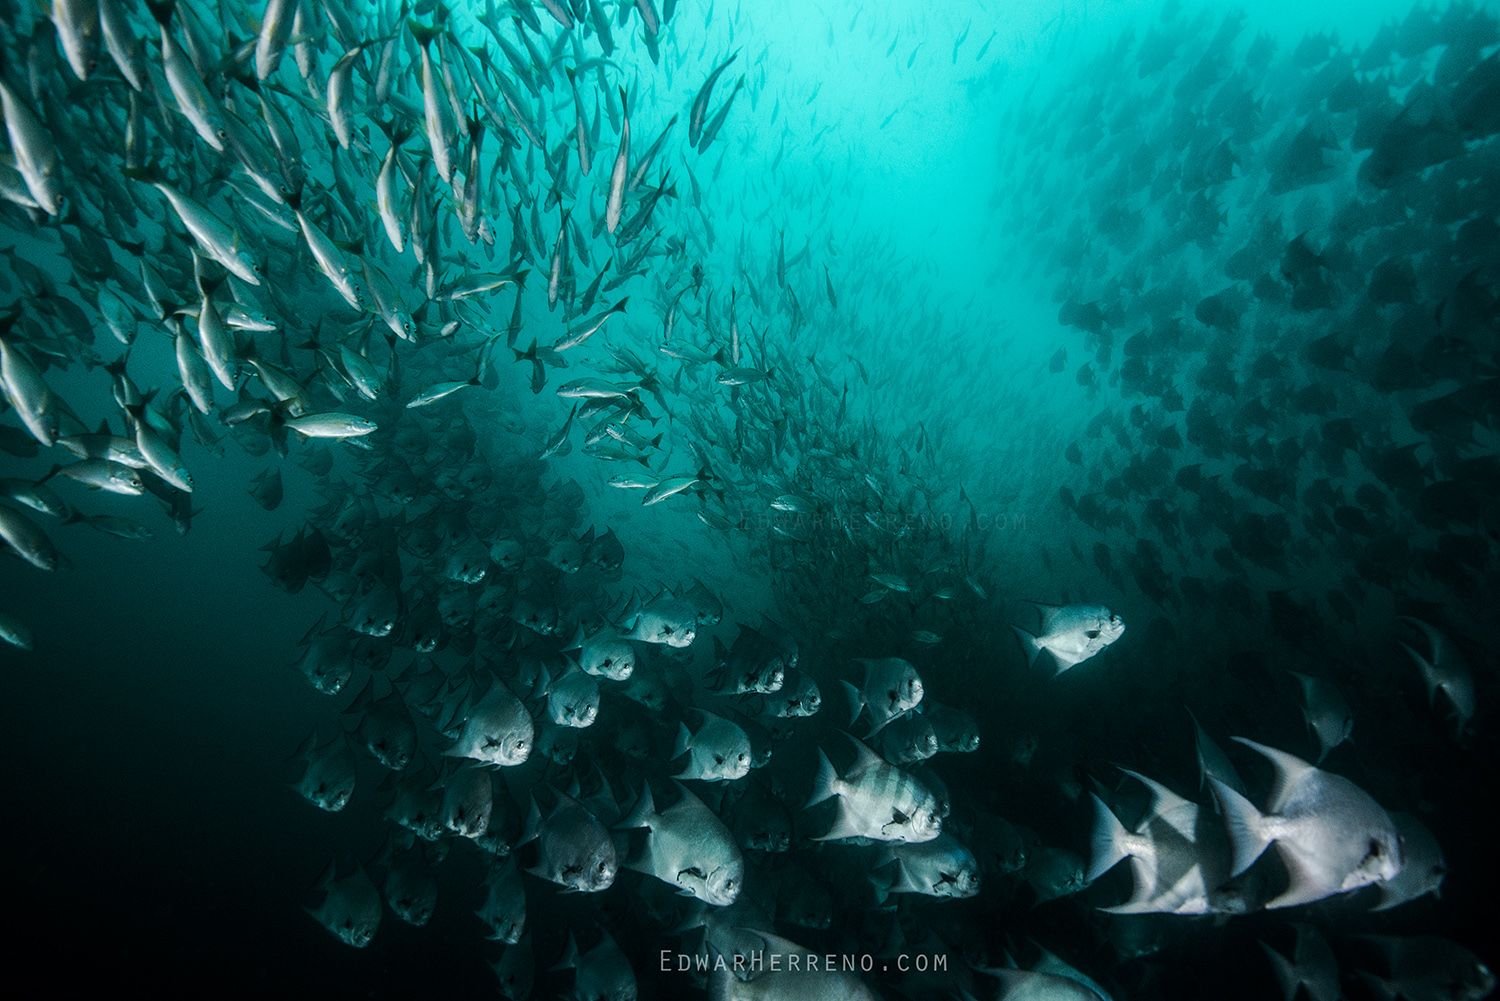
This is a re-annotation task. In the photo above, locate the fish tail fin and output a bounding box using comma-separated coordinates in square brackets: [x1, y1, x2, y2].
[1011, 625, 1042, 668]
[805, 748, 840, 809]
[1210, 777, 1270, 877]
[408, 19, 441, 48]
[1086, 792, 1135, 883]
[121, 162, 165, 185]
[196, 272, 227, 301]
[143, 0, 175, 27]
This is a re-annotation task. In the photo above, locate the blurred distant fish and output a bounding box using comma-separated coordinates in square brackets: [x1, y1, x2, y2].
[290, 730, 356, 813]
[1399, 617, 1476, 737]
[306, 859, 381, 948]
[1286, 671, 1353, 763]
[249, 468, 283, 510]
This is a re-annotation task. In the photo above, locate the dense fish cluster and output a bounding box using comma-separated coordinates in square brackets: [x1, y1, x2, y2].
[0, 0, 1495, 996]
[996, 0, 1500, 648]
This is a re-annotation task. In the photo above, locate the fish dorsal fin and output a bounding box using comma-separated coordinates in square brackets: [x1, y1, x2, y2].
[1117, 768, 1197, 839]
[298, 611, 328, 647]
[665, 781, 710, 823]
[733, 928, 807, 959]
[1397, 615, 1442, 658]
[1258, 940, 1300, 1001]
[343, 677, 376, 714]
[1025, 600, 1064, 630]
[616, 782, 658, 831]
[844, 731, 885, 774]
[880, 857, 909, 894]
[1031, 944, 1110, 1001]
[1233, 737, 1316, 813]
[1284, 670, 1319, 706]
[1397, 641, 1441, 707]
[518, 795, 543, 846]
[1189, 708, 1245, 795]
[291, 729, 317, 761]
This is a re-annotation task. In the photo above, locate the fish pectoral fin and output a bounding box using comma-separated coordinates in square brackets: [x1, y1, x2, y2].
[879, 808, 911, 836]
[674, 867, 706, 894]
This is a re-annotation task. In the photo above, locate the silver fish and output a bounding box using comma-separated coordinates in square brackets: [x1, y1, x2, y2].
[1012, 601, 1125, 674]
[806, 734, 940, 843]
[306, 860, 381, 948]
[1211, 738, 1403, 909]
